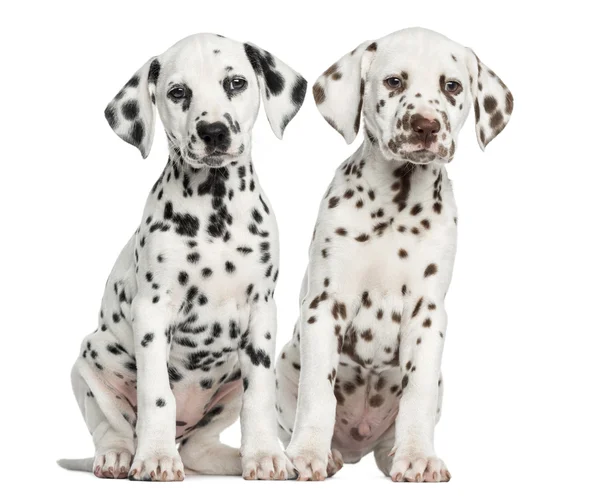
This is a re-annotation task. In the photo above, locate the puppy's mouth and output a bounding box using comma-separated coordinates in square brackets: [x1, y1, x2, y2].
[183, 145, 245, 169]
[385, 138, 451, 165]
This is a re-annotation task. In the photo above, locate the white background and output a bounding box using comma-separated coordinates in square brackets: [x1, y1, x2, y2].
[1, 0, 598, 494]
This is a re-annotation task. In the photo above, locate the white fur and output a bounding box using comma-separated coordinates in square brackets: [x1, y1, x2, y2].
[58, 33, 306, 481]
[276, 27, 513, 482]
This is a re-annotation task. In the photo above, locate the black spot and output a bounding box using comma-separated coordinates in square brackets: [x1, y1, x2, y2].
[104, 105, 118, 128]
[122, 100, 139, 120]
[156, 398, 166, 407]
[178, 271, 188, 285]
[244, 44, 285, 97]
[141, 333, 154, 347]
[130, 120, 144, 146]
[148, 59, 161, 85]
[244, 344, 271, 368]
[291, 76, 307, 106]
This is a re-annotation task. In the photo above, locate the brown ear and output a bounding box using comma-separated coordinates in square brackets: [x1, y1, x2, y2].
[312, 40, 378, 144]
[468, 49, 514, 150]
[104, 57, 160, 158]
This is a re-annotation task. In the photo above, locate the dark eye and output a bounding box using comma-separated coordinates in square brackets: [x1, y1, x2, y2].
[444, 80, 462, 94]
[384, 77, 403, 90]
[168, 86, 186, 100]
[229, 77, 247, 92]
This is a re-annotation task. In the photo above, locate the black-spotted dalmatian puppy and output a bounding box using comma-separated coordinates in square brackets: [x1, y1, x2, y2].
[58, 33, 306, 481]
[276, 27, 513, 482]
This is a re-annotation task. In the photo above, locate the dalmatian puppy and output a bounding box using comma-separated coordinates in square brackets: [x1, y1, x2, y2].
[58, 33, 306, 481]
[276, 27, 513, 482]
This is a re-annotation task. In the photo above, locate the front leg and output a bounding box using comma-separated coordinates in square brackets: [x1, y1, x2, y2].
[389, 298, 450, 483]
[285, 291, 345, 481]
[239, 298, 294, 480]
[129, 296, 184, 481]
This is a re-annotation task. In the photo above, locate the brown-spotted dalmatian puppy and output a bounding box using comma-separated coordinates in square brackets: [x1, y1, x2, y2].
[276, 27, 513, 482]
[58, 33, 306, 481]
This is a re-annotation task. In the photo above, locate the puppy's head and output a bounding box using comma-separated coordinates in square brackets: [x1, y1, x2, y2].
[313, 27, 513, 164]
[105, 34, 306, 168]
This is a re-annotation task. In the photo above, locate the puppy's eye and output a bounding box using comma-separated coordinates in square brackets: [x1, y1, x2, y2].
[229, 77, 247, 92]
[444, 80, 462, 94]
[384, 77, 403, 90]
[168, 86, 186, 100]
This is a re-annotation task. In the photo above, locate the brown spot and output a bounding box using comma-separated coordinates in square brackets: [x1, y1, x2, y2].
[307, 316, 317, 324]
[355, 233, 370, 242]
[324, 277, 330, 287]
[361, 291, 372, 308]
[332, 72, 342, 80]
[428, 303, 437, 310]
[421, 219, 430, 229]
[433, 202, 442, 214]
[343, 382, 356, 394]
[424, 263, 438, 277]
[391, 311, 402, 323]
[367, 42, 378, 51]
[410, 203, 422, 216]
[412, 297, 423, 318]
[335, 227, 347, 236]
[344, 189, 354, 199]
[490, 111, 504, 129]
[329, 196, 340, 208]
[313, 83, 325, 105]
[360, 329, 373, 341]
[350, 427, 366, 441]
[369, 395, 385, 408]
[474, 98, 480, 123]
[398, 248, 408, 259]
[423, 318, 432, 328]
[356, 199, 364, 209]
[376, 309, 384, 320]
[411, 227, 420, 235]
[505, 92, 514, 114]
[324, 63, 339, 77]
[483, 95, 498, 113]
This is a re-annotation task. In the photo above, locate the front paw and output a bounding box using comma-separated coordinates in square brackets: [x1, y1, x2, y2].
[241, 448, 294, 480]
[285, 443, 329, 481]
[389, 450, 450, 483]
[128, 450, 184, 482]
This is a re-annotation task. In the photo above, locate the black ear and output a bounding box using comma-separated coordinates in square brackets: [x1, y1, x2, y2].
[312, 41, 377, 144]
[104, 57, 161, 158]
[244, 43, 307, 138]
[467, 49, 514, 150]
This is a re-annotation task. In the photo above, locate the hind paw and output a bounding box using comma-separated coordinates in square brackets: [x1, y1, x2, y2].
[93, 449, 132, 479]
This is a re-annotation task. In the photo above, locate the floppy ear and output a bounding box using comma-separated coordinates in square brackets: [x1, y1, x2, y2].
[104, 57, 161, 158]
[468, 50, 514, 151]
[312, 41, 378, 144]
[243, 43, 307, 139]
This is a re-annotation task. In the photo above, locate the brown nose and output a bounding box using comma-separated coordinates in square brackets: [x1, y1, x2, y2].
[410, 114, 441, 144]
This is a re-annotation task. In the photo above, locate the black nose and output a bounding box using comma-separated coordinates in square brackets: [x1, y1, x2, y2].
[196, 121, 231, 151]
[410, 114, 441, 144]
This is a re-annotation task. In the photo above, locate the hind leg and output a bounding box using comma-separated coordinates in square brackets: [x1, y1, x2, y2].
[72, 361, 136, 479]
[275, 337, 300, 448]
[179, 388, 243, 476]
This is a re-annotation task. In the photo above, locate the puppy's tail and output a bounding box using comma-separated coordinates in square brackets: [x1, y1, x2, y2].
[57, 458, 94, 472]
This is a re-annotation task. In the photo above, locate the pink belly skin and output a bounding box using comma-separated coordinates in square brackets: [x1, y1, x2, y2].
[332, 389, 398, 457]
[174, 380, 242, 438]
